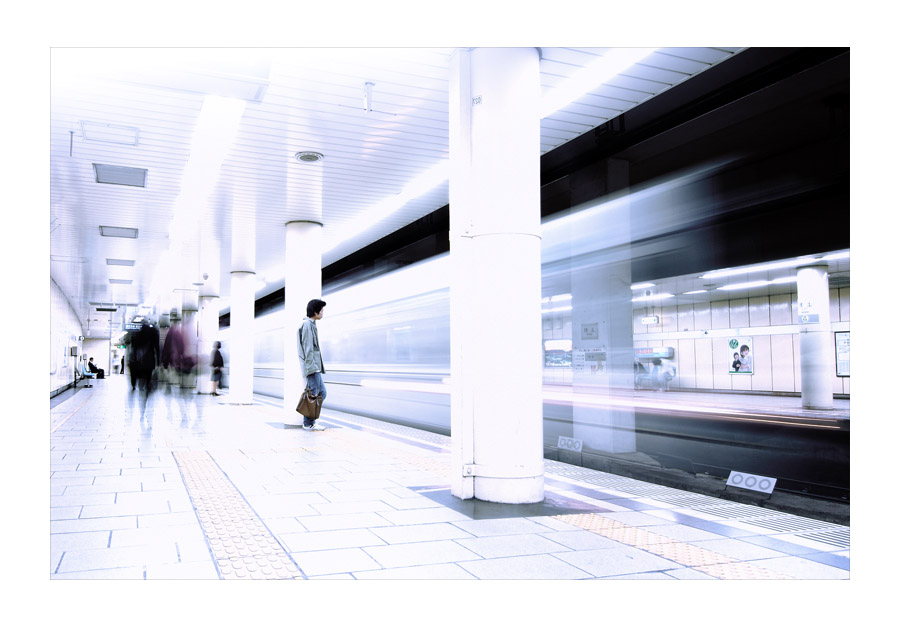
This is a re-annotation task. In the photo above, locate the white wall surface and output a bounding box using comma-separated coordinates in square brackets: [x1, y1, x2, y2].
[50, 278, 85, 394]
[633, 287, 850, 395]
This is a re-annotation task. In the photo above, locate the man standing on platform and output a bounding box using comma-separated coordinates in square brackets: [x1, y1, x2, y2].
[298, 299, 327, 431]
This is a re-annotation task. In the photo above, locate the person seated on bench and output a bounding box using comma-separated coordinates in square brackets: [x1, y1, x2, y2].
[649, 358, 675, 391]
[634, 360, 649, 389]
[88, 357, 105, 379]
[80, 361, 96, 387]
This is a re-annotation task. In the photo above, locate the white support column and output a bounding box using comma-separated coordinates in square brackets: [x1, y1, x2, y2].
[449, 47, 544, 504]
[229, 271, 255, 404]
[571, 159, 636, 453]
[229, 210, 256, 405]
[797, 265, 834, 410]
[282, 220, 323, 424]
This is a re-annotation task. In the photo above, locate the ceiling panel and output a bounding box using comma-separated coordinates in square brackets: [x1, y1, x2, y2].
[50, 47, 743, 337]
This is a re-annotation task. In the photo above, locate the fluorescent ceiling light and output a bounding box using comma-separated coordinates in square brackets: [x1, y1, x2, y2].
[631, 293, 674, 302]
[545, 339, 572, 351]
[701, 256, 820, 279]
[51, 255, 86, 263]
[106, 258, 135, 266]
[540, 48, 658, 119]
[717, 276, 797, 291]
[822, 250, 850, 261]
[631, 282, 655, 290]
[322, 159, 449, 253]
[683, 290, 708, 295]
[109, 279, 133, 285]
[542, 305, 573, 314]
[99, 226, 139, 238]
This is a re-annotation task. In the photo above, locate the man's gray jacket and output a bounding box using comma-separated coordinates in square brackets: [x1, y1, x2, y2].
[298, 317, 325, 376]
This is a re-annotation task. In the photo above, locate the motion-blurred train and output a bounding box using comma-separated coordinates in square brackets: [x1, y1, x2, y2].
[219, 160, 850, 507]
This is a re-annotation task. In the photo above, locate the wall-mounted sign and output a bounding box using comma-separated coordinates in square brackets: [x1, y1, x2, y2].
[573, 348, 605, 373]
[581, 323, 598, 340]
[634, 347, 674, 359]
[124, 323, 142, 331]
[727, 337, 753, 374]
[641, 315, 659, 325]
[835, 331, 849, 377]
[557, 436, 583, 453]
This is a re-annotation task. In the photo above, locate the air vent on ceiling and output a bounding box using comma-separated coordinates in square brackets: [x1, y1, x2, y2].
[295, 151, 324, 163]
[99, 226, 139, 238]
[81, 121, 140, 146]
[109, 279, 133, 285]
[106, 258, 136, 266]
[93, 163, 147, 187]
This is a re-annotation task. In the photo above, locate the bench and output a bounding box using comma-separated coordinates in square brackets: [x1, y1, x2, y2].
[80, 363, 96, 388]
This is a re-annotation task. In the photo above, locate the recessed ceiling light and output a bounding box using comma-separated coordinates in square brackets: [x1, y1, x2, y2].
[630, 283, 655, 290]
[106, 258, 136, 266]
[93, 163, 147, 187]
[109, 279, 133, 285]
[295, 151, 324, 163]
[100, 226, 139, 238]
[51, 255, 86, 263]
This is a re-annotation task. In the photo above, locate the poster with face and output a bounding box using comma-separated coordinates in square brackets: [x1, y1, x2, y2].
[727, 337, 753, 374]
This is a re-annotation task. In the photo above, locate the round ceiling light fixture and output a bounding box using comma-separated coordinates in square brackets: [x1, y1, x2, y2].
[295, 151, 324, 163]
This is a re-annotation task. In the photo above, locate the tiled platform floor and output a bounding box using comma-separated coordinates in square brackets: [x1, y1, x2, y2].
[50, 375, 850, 580]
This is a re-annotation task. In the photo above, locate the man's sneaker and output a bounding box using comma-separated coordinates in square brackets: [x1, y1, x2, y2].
[309, 423, 326, 431]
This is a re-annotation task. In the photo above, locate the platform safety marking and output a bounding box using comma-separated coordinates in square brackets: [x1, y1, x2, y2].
[173, 450, 304, 580]
[554, 512, 792, 579]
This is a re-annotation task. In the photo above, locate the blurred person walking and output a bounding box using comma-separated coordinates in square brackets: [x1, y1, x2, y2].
[129, 318, 160, 419]
[161, 313, 199, 424]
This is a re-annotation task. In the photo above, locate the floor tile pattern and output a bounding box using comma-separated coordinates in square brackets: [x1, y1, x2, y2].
[49, 380, 850, 580]
[173, 450, 304, 579]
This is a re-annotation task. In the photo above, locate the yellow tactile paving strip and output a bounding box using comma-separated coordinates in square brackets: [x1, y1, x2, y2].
[554, 512, 792, 579]
[173, 450, 304, 580]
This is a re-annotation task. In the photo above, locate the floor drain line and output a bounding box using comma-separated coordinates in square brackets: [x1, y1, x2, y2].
[173, 450, 305, 580]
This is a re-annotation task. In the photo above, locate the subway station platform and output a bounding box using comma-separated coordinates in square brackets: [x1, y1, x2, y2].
[49, 374, 850, 581]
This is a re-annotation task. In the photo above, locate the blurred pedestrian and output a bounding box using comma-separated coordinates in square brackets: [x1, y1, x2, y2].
[298, 299, 327, 430]
[162, 312, 199, 423]
[210, 341, 224, 396]
[129, 318, 160, 416]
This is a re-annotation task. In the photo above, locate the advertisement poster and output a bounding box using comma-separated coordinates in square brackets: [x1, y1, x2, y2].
[727, 337, 753, 374]
[835, 331, 849, 377]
